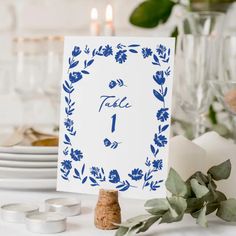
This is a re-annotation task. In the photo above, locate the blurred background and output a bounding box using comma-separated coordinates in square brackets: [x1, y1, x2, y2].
[0, 0, 236, 140]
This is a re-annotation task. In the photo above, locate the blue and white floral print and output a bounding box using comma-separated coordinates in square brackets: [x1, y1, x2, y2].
[60, 41, 172, 193]
[70, 148, 83, 161]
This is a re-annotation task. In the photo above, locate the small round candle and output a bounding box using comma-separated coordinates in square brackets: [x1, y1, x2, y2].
[45, 197, 81, 217]
[26, 212, 66, 234]
[1, 203, 39, 223]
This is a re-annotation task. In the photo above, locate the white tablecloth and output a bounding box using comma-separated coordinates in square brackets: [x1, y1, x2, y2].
[0, 189, 236, 236]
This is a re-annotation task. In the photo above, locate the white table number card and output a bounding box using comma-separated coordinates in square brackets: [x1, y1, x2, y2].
[57, 37, 175, 199]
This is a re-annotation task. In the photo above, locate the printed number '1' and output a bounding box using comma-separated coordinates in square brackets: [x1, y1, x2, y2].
[111, 114, 117, 133]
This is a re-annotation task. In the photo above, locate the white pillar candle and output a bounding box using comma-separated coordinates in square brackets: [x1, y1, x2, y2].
[90, 8, 100, 36]
[104, 4, 115, 36]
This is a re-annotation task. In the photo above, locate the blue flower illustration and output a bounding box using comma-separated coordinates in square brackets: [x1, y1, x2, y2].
[70, 148, 83, 161]
[152, 159, 163, 170]
[103, 45, 113, 57]
[156, 44, 167, 56]
[104, 138, 112, 147]
[156, 108, 169, 122]
[61, 160, 72, 171]
[109, 170, 120, 183]
[64, 118, 74, 129]
[115, 50, 127, 64]
[142, 48, 152, 58]
[154, 134, 167, 147]
[90, 167, 100, 177]
[128, 168, 143, 181]
[69, 72, 83, 83]
[72, 46, 82, 57]
[109, 80, 117, 89]
[153, 71, 165, 85]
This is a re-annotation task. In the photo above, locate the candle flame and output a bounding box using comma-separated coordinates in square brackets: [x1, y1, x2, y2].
[91, 8, 98, 20]
[106, 4, 113, 22]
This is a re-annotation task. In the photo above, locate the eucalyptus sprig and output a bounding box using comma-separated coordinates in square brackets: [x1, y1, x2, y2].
[116, 159, 236, 236]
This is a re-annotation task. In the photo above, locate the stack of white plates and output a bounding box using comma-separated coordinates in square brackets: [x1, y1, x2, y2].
[0, 146, 58, 190]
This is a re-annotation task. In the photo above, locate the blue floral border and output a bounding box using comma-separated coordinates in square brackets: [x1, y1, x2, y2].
[60, 42, 172, 192]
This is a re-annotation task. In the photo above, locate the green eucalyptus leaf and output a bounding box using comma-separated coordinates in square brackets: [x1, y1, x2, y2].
[197, 205, 208, 227]
[130, 0, 175, 28]
[207, 159, 231, 181]
[215, 191, 227, 202]
[186, 198, 204, 214]
[127, 222, 143, 236]
[168, 196, 187, 215]
[145, 198, 169, 215]
[115, 226, 129, 236]
[136, 215, 161, 233]
[160, 197, 187, 224]
[160, 210, 183, 224]
[166, 168, 188, 197]
[190, 179, 209, 198]
[217, 199, 236, 222]
[188, 171, 209, 186]
[118, 214, 152, 228]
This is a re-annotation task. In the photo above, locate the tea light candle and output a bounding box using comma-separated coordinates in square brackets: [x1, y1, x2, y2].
[104, 4, 115, 36]
[90, 8, 100, 36]
[45, 197, 81, 217]
[1, 203, 39, 223]
[25, 212, 66, 234]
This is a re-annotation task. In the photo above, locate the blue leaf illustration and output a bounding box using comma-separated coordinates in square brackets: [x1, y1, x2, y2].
[111, 142, 119, 149]
[81, 70, 89, 74]
[63, 84, 71, 94]
[163, 87, 168, 97]
[64, 134, 71, 145]
[82, 176, 87, 184]
[69, 61, 79, 69]
[92, 49, 96, 57]
[150, 145, 156, 156]
[145, 158, 151, 167]
[144, 170, 153, 182]
[128, 44, 140, 47]
[81, 164, 85, 175]
[129, 49, 138, 53]
[153, 89, 164, 102]
[117, 79, 124, 87]
[87, 59, 94, 67]
[74, 168, 80, 177]
[116, 181, 130, 192]
[150, 181, 161, 191]
[98, 46, 103, 51]
[62, 176, 68, 181]
[89, 177, 99, 186]
[153, 54, 160, 64]
[161, 124, 169, 132]
[65, 80, 71, 89]
[65, 96, 70, 104]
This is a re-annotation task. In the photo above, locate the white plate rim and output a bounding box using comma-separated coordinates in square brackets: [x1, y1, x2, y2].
[0, 160, 57, 168]
[0, 153, 58, 162]
[0, 178, 56, 190]
[0, 146, 58, 154]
